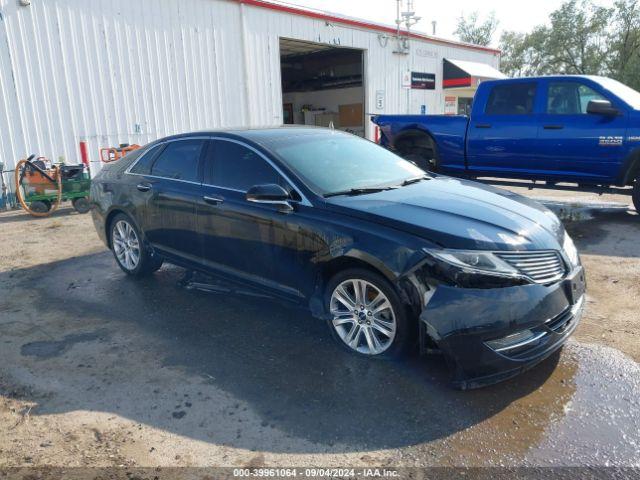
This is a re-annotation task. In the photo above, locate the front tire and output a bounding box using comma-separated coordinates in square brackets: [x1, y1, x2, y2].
[633, 175, 640, 212]
[325, 268, 415, 360]
[109, 213, 162, 276]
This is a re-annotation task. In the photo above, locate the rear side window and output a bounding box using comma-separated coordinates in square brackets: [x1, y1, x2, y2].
[485, 83, 537, 115]
[150, 139, 205, 182]
[208, 140, 282, 191]
[130, 144, 164, 175]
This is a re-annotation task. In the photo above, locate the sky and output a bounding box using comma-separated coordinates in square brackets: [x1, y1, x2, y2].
[275, 0, 613, 47]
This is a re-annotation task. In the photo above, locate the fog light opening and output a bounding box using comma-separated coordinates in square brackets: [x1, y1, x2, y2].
[485, 329, 547, 353]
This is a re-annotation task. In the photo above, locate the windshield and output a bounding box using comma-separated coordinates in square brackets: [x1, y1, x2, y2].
[596, 77, 640, 110]
[271, 133, 425, 196]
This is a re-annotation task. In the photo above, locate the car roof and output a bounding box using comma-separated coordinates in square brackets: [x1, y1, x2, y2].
[154, 125, 350, 145]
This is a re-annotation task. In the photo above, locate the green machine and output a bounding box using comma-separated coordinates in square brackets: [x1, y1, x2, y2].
[14, 155, 91, 217]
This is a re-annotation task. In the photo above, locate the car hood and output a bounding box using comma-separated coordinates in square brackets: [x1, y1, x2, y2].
[323, 176, 565, 251]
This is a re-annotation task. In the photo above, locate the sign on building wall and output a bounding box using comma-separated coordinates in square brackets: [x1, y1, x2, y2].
[411, 72, 436, 90]
[444, 96, 457, 115]
[375, 90, 385, 110]
[401, 71, 411, 89]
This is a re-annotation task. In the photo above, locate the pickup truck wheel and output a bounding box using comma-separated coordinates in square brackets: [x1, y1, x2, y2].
[393, 132, 439, 173]
[403, 151, 438, 172]
[633, 176, 640, 212]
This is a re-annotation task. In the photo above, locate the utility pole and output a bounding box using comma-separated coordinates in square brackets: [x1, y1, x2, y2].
[393, 0, 421, 113]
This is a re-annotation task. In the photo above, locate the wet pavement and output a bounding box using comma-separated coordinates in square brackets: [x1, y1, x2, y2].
[1, 247, 639, 467]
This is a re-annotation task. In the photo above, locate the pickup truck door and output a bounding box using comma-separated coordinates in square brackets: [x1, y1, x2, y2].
[466, 81, 545, 176]
[537, 79, 628, 182]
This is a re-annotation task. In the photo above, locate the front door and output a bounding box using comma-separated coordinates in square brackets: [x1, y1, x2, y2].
[198, 138, 305, 299]
[466, 81, 544, 176]
[537, 79, 629, 182]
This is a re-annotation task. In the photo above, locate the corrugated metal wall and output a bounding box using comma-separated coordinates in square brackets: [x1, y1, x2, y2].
[0, 0, 500, 201]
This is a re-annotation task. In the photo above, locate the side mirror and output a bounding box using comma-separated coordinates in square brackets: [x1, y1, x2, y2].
[587, 99, 620, 116]
[246, 184, 293, 212]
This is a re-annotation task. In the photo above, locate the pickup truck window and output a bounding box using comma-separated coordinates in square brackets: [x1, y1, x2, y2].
[485, 83, 536, 115]
[547, 82, 606, 114]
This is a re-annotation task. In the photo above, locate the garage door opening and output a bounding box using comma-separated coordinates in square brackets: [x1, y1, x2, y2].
[280, 38, 365, 137]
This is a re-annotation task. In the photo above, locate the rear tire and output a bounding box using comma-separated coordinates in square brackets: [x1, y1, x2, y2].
[109, 213, 163, 277]
[394, 133, 439, 173]
[633, 175, 640, 212]
[403, 151, 438, 172]
[325, 268, 415, 360]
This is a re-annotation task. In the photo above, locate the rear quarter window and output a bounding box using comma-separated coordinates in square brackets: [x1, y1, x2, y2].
[129, 144, 165, 175]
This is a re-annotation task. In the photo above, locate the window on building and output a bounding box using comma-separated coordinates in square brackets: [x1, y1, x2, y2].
[150, 139, 204, 182]
[547, 82, 607, 114]
[485, 83, 537, 115]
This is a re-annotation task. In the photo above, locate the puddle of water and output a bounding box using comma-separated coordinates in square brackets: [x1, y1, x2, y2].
[432, 340, 640, 466]
[524, 342, 640, 466]
[21, 330, 109, 359]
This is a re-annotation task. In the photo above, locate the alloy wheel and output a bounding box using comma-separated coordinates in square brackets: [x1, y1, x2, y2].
[330, 279, 397, 355]
[112, 220, 141, 271]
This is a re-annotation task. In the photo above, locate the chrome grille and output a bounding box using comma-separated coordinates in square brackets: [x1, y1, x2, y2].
[495, 251, 566, 284]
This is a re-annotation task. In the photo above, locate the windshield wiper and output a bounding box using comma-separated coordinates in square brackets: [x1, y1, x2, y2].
[400, 175, 430, 186]
[323, 186, 398, 198]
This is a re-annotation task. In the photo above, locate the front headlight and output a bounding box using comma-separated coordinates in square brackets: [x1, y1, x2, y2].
[422, 248, 530, 289]
[562, 233, 580, 268]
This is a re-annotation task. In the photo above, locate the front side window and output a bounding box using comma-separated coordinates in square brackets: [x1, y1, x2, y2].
[547, 82, 607, 114]
[150, 139, 204, 182]
[209, 140, 282, 191]
[485, 83, 537, 115]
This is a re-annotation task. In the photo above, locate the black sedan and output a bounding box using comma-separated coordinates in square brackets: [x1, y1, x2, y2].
[90, 127, 585, 388]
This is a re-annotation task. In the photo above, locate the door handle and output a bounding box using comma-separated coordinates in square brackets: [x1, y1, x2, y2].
[136, 183, 152, 192]
[203, 195, 224, 205]
[475, 124, 492, 129]
[543, 125, 564, 130]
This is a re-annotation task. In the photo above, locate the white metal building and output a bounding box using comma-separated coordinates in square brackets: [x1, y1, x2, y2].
[0, 0, 501, 199]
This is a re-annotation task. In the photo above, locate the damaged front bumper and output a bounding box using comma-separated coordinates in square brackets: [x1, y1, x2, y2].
[419, 266, 586, 389]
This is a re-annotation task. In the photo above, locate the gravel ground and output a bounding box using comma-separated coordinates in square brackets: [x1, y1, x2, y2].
[0, 187, 638, 471]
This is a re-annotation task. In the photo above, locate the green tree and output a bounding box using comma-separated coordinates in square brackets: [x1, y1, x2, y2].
[541, 0, 610, 74]
[607, 0, 640, 90]
[499, 31, 536, 77]
[454, 11, 498, 47]
[499, 0, 611, 78]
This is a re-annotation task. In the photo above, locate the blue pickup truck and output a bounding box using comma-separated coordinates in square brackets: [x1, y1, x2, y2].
[372, 75, 640, 211]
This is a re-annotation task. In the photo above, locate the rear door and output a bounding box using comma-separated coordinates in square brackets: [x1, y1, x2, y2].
[142, 138, 207, 262]
[125, 143, 166, 242]
[466, 81, 544, 176]
[537, 79, 628, 182]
